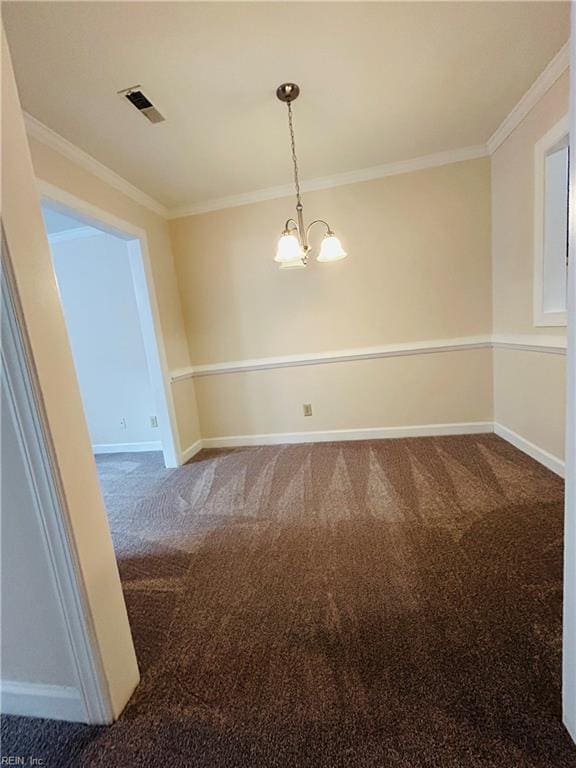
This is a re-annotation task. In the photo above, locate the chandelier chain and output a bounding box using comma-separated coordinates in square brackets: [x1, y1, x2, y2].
[287, 101, 302, 208]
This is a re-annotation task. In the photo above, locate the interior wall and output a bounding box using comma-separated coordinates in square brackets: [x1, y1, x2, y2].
[195, 350, 493, 440]
[170, 157, 493, 438]
[27, 138, 201, 456]
[50, 231, 159, 449]
[491, 71, 569, 459]
[2, 27, 138, 721]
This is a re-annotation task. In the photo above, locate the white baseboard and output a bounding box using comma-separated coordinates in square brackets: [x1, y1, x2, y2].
[493, 423, 565, 477]
[201, 421, 494, 449]
[92, 441, 162, 454]
[182, 422, 564, 479]
[564, 711, 576, 750]
[0, 680, 86, 722]
[180, 439, 203, 464]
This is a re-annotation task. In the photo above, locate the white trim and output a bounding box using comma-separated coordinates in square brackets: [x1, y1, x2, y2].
[562, 13, 576, 744]
[492, 334, 567, 355]
[24, 109, 489, 221]
[1, 246, 114, 724]
[180, 440, 204, 464]
[184, 422, 564, 478]
[22, 42, 569, 220]
[168, 145, 488, 218]
[487, 42, 570, 155]
[171, 334, 565, 381]
[39, 182, 182, 468]
[172, 336, 492, 380]
[24, 112, 168, 218]
[47, 226, 105, 245]
[493, 423, 565, 478]
[0, 681, 85, 722]
[126, 240, 181, 467]
[92, 441, 162, 454]
[533, 115, 569, 328]
[201, 422, 494, 449]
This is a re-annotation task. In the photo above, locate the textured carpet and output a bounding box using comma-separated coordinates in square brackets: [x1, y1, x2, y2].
[2, 434, 575, 767]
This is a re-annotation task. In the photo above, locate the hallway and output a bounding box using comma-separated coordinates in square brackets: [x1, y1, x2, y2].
[2, 435, 574, 767]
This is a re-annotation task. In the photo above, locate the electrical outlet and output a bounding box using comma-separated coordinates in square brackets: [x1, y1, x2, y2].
[120, 417, 127, 429]
[150, 416, 158, 428]
[303, 403, 313, 417]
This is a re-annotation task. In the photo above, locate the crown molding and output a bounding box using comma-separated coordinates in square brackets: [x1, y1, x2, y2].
[168, 144, 489, 219]
[487, 41, 570, 156]
[47, 226, 105, 245]
[23, 41, 568, 221]
[24, 112, 169, 218]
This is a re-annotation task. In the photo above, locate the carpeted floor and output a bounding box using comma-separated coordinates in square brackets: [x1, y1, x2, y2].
[2, 434, 575, 767]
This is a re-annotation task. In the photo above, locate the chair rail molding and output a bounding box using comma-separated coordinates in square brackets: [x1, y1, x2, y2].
[170, 334, 566, 381]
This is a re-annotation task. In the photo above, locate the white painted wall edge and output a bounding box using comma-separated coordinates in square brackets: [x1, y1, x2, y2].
[562, 7, 576, 745]
[493, 423, 565, 478]
[170, 334, 566, 381]
[0, 681, 86, 722]
[92, 441, 162, 454]
[181, 421, 564, 479]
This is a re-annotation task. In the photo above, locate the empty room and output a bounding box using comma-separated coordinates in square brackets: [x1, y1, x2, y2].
[1, 2, 575, 766]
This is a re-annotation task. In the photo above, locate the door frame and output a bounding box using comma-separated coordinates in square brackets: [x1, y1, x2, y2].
[38, 180, 181, 469]
[2, 234, 116, 722]
[563, 8, 575, 744]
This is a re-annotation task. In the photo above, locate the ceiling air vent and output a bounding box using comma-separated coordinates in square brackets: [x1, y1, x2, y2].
[118, 86, 165, 124]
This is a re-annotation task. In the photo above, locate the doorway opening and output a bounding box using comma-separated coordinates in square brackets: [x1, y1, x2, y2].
[40, 192, 179, 470]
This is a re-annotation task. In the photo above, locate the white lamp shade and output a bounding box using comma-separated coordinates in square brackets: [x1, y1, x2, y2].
[317, 234, 347, 262]
[275, 233, 303, 263]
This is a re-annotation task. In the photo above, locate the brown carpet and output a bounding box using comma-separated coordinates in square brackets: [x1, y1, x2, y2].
[2, 434, 575, 767]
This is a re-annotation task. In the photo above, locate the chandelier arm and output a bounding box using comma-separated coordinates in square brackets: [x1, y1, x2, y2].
[305, 219, 334, 239]
[283, 218, 299, 234]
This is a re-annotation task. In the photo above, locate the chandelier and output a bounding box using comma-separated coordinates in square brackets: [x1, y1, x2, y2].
[274, 83, 348, 269]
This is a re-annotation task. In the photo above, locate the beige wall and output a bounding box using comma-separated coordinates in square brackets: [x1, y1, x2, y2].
[195, 350, 493, 439]
[27, 138, 201, 453]
[16, 54, 567, 459]
[172, 158, 492, 364]
[171, 158, 493, 438]
[492, 71, 568, 459]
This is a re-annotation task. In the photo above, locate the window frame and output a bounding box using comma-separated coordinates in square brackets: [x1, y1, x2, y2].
[533, 114, 569, 327]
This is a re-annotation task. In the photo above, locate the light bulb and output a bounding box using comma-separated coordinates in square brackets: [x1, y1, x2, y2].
[317, 234, 347, 262]
[275, 233, 303, 263]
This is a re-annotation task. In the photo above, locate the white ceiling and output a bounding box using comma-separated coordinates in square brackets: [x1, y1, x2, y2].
[4, 2, 570, 210]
